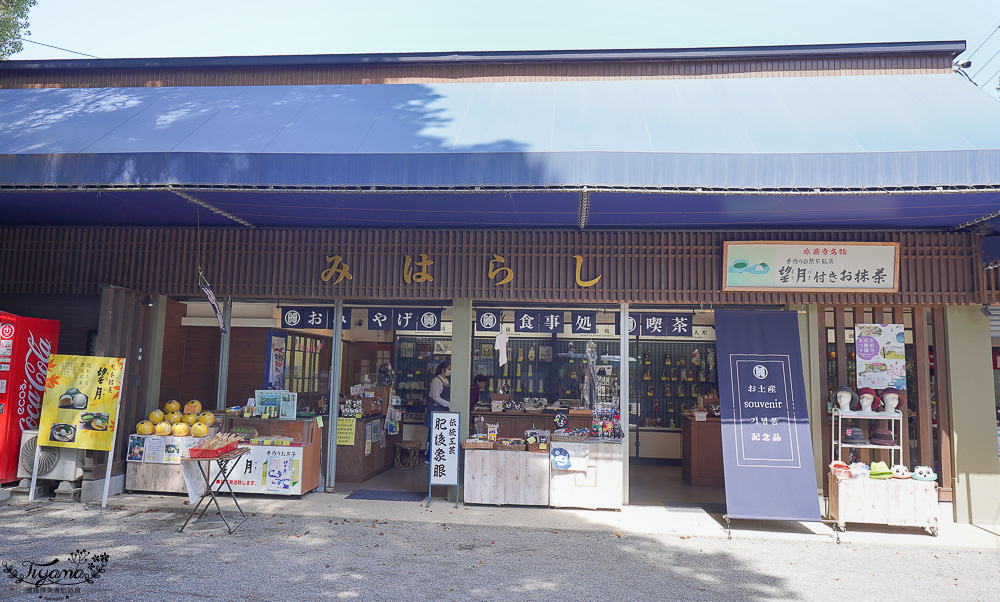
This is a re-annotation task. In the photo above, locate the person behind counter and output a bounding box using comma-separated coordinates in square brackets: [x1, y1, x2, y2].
[424, 360, 451, 461]
[470, 374, 488, 409]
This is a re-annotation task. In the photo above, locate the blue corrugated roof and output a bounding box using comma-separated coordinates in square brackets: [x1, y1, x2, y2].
[1, 74, 999, 228]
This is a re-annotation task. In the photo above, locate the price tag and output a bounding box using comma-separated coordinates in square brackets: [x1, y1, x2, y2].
[316, 416, 324, 428]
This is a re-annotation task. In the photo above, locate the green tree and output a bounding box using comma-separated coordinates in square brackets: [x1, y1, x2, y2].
[0, 0, 37, 59]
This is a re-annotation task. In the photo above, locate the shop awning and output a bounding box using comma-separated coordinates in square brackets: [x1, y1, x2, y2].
[1, 74, 999, 229]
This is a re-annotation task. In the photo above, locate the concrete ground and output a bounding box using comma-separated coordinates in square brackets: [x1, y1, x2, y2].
[1, 493, 998, 602]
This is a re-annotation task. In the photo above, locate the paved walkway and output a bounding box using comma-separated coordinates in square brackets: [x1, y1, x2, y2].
[13, 486, 994, 550]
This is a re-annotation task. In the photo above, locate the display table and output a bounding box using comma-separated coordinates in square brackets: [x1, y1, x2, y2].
[464, 449, 550, 506]
[681, 416, 724, 487]
[216, 418, 322, 495]
[125, 434, 208, 494]
[336, 414, 401, 483]
[179, 447, 250, 534]
[471, 410, 592, 439]
[549, 440, 624, 510]
[827, 473, 939, 535]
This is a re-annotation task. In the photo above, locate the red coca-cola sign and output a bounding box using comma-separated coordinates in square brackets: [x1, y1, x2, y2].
[18, 330, 54, 430]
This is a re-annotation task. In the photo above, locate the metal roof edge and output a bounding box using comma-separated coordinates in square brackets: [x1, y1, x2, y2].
[0, 40, 966, 71]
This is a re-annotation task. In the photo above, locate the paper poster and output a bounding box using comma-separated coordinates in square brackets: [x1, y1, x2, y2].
[126, 435, 146, 462]
[255, 390, 281, 416]
[279, 391, 297, 420]
[336, 417, 356, 445]
[266, 331, 286, 389]
[855, 324, 906, 390]
[429, 412, 460, 486]
[210, 445, 302, 495]
[144, 435, 165, 463]
[364, 421, 372, 456]
[37, 355, 125, 450]
[550, 442, 589, 471]
[265, 455, 294, 492]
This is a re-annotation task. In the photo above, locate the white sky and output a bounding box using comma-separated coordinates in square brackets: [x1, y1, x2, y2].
[11, 1, 1000, 88]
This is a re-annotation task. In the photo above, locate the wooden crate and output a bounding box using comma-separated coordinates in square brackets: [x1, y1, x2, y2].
[828, 473, 938, 533]
[463, 449, 549, 506]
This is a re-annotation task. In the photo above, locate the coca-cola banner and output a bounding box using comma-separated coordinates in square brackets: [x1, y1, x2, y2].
[37, 355, 126, 451]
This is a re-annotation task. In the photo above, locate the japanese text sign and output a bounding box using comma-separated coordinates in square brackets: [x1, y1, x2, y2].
[336, 417, 356, 445]
[855, 323, 906, 390]
[38, 355, 126, 451]
[429, 411, 460, 486]
[723, 241, 898, 292]
[715, 310, 820, 522]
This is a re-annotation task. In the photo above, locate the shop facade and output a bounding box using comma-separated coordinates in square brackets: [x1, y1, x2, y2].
[1, 40, 1000, 524]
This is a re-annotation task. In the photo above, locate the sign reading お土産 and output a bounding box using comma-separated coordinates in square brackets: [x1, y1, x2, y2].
[723, 241, 899, 292]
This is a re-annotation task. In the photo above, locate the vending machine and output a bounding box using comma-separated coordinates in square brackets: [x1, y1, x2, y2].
[0, 312, 60, 484]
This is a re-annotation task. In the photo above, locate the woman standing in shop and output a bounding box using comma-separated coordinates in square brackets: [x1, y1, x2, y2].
[424, 360, 451, 461]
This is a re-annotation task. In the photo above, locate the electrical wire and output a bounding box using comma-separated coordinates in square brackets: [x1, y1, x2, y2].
[966, 20, 1000, 60]
[971, 43, 1000, 79]
[17, 37, 99, 59]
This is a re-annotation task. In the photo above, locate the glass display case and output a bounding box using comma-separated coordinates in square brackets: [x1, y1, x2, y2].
[631, 340, 718, 430]
[394, 334, 450, 423]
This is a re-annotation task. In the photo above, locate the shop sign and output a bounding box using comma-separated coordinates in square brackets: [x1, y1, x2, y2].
[37, 355, 126, 451]
[715, 310, 820, 522]
[209, 445, 303, 495]
[722, 242, 899, 292]
[476, 309, 501, 332]
[571, 312, 597, 334]
[539, 311, 562, 333]
[336, 417, 356, 445]
[367, 308, 393, 330]
[514, 311, 538, 333]
[428, 411, 459, 486]
[637, 312, 694, 337]
[855, 323, 906, 390]
[281, 306, 329, 329]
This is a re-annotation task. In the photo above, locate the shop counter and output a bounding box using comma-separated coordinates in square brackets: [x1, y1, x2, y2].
[336, 414, 401, 483]
[681, 416, 724, 487]
[471, 410, 592, 439]
[463, 449, 550, 506]
[125, 435, 207, 494]
[549, 440, 624, 510]
[213, 418, 322, 495]
[828, 473, 938, 534]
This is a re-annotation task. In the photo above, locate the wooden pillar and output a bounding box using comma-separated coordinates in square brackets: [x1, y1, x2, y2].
[912, 307, 933, 468]
[931, 307, 953, 501]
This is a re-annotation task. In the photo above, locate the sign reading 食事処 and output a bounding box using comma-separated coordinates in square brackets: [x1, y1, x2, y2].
[429, 412, 459, 486]
[723, 242, 899, 292]
[855, 323, 906, 390]
[37, 355, 125, 450]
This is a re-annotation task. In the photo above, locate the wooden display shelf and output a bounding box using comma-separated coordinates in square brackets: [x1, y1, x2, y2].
[464, 449, 550, 506]
[827, 473, 938, 535]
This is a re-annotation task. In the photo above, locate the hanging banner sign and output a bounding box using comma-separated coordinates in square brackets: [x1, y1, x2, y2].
[476, 309, 501, 332]
[266, 331, 286, 390]
[37, 355, 126, 451]
[855, 323, 906, 390]
[570, 312, 597, 334]
[514, 311, 538, 333]
[715, 310, 820, 522]
[723, 241, 899, 292]
[199, 284, 227, 334]
[280, 306, 336, 329]
[538, 311, 563, 333]
[367, 308, 393, 330]
[416, 309, 442, 332]
[428, 411, 460, 486]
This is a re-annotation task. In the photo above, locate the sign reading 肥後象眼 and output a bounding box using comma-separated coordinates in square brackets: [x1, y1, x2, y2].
[715, 310, 820, 523]
[855, 323, 906, 390]
[722, 241, 898, 292]
[429, 411, 460, 487]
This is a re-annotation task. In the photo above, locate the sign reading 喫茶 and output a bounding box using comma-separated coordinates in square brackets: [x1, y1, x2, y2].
[723, 242, 899, 292]
[37, 355, 125, 451]
[429, 412, 459, 487]
[855, 323, 906, 390]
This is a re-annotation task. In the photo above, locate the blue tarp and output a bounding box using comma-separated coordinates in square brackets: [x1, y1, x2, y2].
[1, 74, 999, 227]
